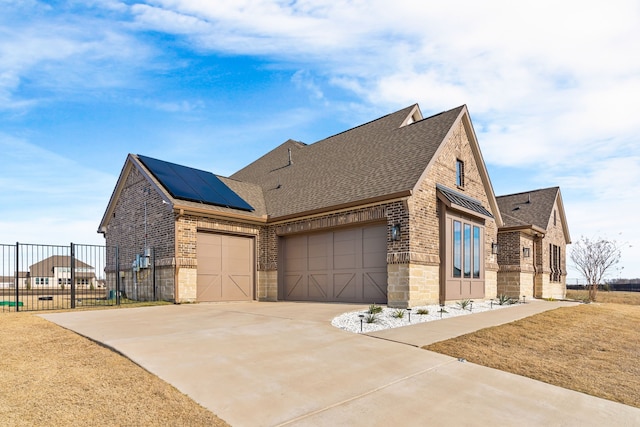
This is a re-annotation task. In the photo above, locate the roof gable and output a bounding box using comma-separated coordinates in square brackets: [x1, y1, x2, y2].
[98, 154, 267, 234]
[231, 105, 466, 219]
[29, 256, 93, 277]
[496, 187, 571, 243]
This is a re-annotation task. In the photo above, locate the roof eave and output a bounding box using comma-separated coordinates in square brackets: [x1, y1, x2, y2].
[98, 154, 174, 234]
[267, 190, 412, 224]
[555, 188, 572, 244]
[498, 224, 547, 235]
[173, 204, 268, 224]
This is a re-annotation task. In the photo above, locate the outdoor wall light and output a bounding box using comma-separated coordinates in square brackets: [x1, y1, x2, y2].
[391, 223, 401, 241]
[491, 242, 499, 255]
[523, 247, 531, 258]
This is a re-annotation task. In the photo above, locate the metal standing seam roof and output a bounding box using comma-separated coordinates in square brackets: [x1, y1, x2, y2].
[231, 105, 466, 219]
[436, 184, 494, 218]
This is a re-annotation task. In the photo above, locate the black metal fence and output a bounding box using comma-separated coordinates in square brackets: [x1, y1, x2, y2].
[567, 283, 640, 292]
[1, 243, 157, 312]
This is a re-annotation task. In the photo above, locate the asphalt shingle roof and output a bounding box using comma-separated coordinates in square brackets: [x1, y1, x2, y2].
[496, 187, 559, 230]
[231, 105, 465, 218]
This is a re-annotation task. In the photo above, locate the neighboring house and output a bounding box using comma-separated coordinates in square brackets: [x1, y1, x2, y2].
[28, 256, 96, 288]
[99, 103, 567, 307]
[495, 187, 571, 300]
[0, 272, 28, 288]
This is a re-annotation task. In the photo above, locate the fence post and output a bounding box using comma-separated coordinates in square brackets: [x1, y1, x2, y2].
[115, 246, 120, 306]
[70, 243, 76, 309]
[14, 242, 19, 313]
[152, 247, 156, 301]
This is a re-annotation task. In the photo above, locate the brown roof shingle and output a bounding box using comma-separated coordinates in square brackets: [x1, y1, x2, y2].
[496, 187, 560, 230]
[29, 256, 94, 277]
[231, 105, 465, 218]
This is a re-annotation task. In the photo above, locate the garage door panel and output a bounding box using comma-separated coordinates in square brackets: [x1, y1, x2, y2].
[333, 273, 356, 300]
[363, 272, 387, 300]
[197, 274, 221, 301]
[284, 236, 307, 271]
[197, 232, 254, 302]
[222, 275, 252, 300]
[284, 274, 305, 299]
[308, 274, 328, 299]
[334, 254, 356, 270]
[283, 224, 387, 303]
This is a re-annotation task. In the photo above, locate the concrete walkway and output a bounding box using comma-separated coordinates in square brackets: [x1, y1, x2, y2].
[366, 298, 579, 347]
[42, 301, 640, 426]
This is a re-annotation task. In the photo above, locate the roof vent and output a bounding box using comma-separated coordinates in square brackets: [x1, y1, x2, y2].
[401, 105, 424, 127]
[527, 194, 531, 204]
[288, 148, 292, 166]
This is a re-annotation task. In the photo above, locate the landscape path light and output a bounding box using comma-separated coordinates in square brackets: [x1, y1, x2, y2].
[406, 307, 411, 323]
[358, 314, 364, 332]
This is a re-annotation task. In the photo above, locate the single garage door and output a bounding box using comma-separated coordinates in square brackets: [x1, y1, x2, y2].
[197, 232, 254, 302]
[282, 224, 387, 303]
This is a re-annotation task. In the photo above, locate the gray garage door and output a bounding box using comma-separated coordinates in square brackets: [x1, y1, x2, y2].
[282, 224, 387, 303]
[197, 232, 254, 302]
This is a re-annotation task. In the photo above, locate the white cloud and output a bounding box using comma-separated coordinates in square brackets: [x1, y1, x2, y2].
[0, 3, 155, 110]
[0, 133, 115, 245]
[2, 0, 639, 274]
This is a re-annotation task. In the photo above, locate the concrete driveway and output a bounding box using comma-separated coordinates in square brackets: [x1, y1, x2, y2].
[42, 302, 640, 426]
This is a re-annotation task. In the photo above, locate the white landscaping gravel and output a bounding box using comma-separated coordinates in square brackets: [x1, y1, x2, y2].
[331, 300, 520, 334]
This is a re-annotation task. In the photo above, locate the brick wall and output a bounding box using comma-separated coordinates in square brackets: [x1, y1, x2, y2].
[104, 166, 176, 301]
[406, 117, 498, 303]
[105, 167, 175, 261]
[540, 199, 568, 299]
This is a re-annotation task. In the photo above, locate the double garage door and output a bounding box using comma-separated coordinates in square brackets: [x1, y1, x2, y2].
[196, 232, 254, 302]
[282, 224, 388, 304]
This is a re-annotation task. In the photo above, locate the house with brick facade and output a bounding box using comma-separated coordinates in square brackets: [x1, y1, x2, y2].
[495, 187, 571, 300]
[99, 103, 567, 307]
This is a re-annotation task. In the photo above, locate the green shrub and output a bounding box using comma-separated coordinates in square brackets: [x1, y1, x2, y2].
[416, 308, 429, 315]
[365, 313, 378, 323]
[497, 294, 512, 305]
[368, 303, 383, 314]
[391, 309, 405, 319]
[457, 299, 471, 310]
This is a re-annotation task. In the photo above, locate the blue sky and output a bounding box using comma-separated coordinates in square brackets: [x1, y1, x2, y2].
[1, 0, 638, 280]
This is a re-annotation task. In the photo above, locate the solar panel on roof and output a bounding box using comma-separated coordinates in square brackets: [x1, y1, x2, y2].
[137, 155, 254, 212]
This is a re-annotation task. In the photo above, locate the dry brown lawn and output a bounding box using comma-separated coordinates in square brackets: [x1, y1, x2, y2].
[566, 289, 640, 305]
[425, 300, 640, 408]
[0, 312, 229, 427]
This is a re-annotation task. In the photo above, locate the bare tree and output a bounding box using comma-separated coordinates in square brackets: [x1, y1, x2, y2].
[570, 236, 623, 301]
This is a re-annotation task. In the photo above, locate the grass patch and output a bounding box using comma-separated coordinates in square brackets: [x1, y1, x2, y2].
[424, 302, 640, 408]
[566, 289, 640, 305]
[0, 312, 229, 426]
